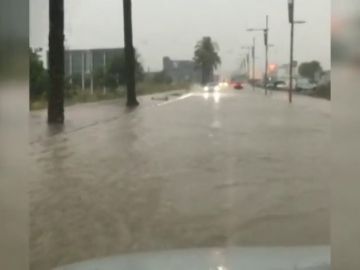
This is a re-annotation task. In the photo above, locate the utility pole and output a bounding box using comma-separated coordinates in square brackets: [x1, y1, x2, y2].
[123, 0, 139, 107]
[264, 15, 269, 95]
[289, 18, 294, 103]
[69, 51, 73, 87]
[252, 37, 256, 91]
[247, 15, 270, 95]
[103, 52, 107, 95]
[289, 0, 295, 103]
[90, 51, 94, 95]
[288, 0, 306, 103]
[48, 0, 65, 124]
[242, 47, 251, 79]
[81, 52, 85, 90]
[246, 53, 250, 80]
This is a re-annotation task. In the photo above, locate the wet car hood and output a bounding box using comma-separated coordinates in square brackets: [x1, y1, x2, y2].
[54, 246, 330, 270]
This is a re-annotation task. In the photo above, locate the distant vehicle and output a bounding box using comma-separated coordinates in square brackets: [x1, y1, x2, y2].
[219, 81, 229, 88]
[265, 82, 277, 89]
[203, 82, 220, 92]
[254, 80, 264, 87]
[274, 81, 287, 90]
[233, 82, 243, 90]
[296, 78, 317, 92]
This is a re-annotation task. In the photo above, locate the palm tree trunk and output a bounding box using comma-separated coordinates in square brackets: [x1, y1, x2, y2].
[202, 67, 212, 84]
[209, 69, 214, 82]
[201, 68, 206, 85]
[123, 0, 139, 107]
[48, 0, 65, 123]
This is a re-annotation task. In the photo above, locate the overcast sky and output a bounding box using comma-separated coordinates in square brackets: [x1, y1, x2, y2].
[30, 0, 330, 74]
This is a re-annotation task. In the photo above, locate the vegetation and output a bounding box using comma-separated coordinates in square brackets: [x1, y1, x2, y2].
[137, 81, 190, 95]
[30, 47, 190, 110]
[106, 51, 144, 90]
[152, 71, 173, 84]
[30, 49, 48, 101]
[193, 37, 221, 85]
[30, 81, 190, 111]
[312, 83, 331, 100]
[298, 61, 323, 82]
[30, 48, 152, 110]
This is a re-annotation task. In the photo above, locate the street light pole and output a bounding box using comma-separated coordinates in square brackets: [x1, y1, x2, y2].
[288, 0, 306, 103]
[289, 18, 294, 103]
[246, 53, 250, 79]
[288, 0, 295, 103]
[252, 37, 256, 91]
[264, 15, 269, 95]
[241, 45, 253, 86]
[247, 15, 270, 94]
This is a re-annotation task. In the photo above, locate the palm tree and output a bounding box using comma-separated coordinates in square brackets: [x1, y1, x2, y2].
[193, 37, 221, 85]
[48, 0, 65, 123]
[123, 0, 139, 107]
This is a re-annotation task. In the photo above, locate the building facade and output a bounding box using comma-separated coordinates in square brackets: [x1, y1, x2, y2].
[163, 57, 201, 83]
[63, 48, 123, 78]
[276, 61, 299, 82]
[47, 48, 123, 90]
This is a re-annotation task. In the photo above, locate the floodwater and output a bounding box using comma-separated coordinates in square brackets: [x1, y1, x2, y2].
[29, 87, 330, 270]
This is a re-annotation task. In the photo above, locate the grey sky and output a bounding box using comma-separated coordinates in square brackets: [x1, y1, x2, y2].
[30, 0, 330, 74]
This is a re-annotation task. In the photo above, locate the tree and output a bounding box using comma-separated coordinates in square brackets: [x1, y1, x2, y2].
[93, 68, 106, 90]
[193, 37, 221, 85]
[123, 0, 139, 107]
[30, 48, 48, 100]
[106, 50, 144, 89]
[48, 0, 65, 123]
[298, 61, 323, 82]
[153, 71, 172, 84]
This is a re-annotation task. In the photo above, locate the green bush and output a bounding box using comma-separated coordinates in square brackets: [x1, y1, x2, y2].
[30, 82, 190, 111]
[30, 49, 48, 100]
[314, 83, 331, 100]
[152, 71, 173, 84]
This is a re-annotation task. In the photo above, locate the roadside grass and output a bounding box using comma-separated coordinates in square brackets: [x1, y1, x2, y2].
[137, 82, 190, 95]
[30, 82, 191, 111]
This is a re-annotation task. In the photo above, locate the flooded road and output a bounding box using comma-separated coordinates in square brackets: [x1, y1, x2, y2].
[29, 87, 330, 270]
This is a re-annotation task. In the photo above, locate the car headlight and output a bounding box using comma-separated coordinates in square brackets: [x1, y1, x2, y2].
[204, 86, 209, 92]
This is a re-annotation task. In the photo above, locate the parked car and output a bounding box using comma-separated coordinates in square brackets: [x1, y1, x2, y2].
[296, 78, 317, 92]
[273, 81, 287, 90]
[265, 82, 277, 89]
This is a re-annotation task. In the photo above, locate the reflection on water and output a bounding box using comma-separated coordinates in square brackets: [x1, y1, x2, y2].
[203, 92, 222, 103]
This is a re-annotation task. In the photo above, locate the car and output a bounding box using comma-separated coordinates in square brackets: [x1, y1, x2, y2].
[296, 78, 317, 92]
[233, 82, 243, 90]
[265, 82, 276, 89]
[203, 82, 220, 92]
[274, 81, 288, 90]
[219, 81, 229, 88]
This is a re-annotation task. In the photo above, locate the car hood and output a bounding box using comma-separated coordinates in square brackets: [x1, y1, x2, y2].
[54, 246, 330, 270]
